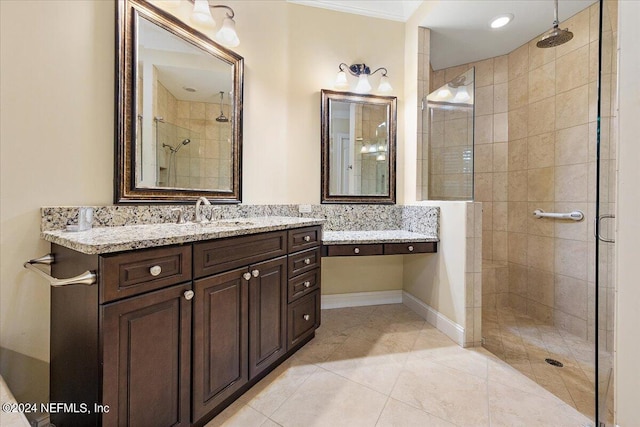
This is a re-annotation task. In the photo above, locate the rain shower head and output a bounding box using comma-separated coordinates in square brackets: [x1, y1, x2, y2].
[537, 0, 574, 48]
[216, 91, 229, 123]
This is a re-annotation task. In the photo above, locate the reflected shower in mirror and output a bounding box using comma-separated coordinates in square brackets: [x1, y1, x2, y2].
[321, 90, 396, 204]
[424, 67, 475, 200]
[116, 0, 243, 203]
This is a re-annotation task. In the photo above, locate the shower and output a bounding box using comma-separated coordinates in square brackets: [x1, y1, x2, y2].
[163, 139, 191, 186]
[536, 0, 574, 48]
[162, 138, 191, 154]
[215, 91, 229, 123]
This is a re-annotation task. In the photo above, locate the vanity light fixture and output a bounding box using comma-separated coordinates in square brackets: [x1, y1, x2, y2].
[187, 0, 240, 47]
[335, 63, 392, 94]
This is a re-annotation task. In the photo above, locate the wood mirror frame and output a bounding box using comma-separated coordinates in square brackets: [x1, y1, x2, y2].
[321, 89, 397, 204]
[115, 0, 243, 203]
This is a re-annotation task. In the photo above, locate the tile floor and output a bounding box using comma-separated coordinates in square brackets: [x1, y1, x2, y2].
[482, 307, 596, 420]
[205, 304, 592, 427]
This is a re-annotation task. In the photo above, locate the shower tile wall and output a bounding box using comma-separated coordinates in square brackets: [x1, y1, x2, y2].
[155, 82, 232, 189]
[430, 55, 510, 311]
[426, 4, 601, 341]
[416, 27, 430, 199]
[506, 4, 598, 340]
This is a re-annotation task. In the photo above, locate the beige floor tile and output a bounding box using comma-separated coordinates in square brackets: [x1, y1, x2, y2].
[375, 398, 456, 427]
[204, 400, 268, 427]
[391, 359, 490, 426]
[270, 369, 388, 427]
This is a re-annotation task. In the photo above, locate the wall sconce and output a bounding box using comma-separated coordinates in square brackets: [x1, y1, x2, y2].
[335, 63, 392, 94]
[187, 0, 240, 47]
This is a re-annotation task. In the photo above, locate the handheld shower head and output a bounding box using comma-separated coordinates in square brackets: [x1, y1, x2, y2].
[182, 139, 191, 145]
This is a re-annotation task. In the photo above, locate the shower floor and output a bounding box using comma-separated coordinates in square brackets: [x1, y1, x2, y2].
[482, 307, 595, 419]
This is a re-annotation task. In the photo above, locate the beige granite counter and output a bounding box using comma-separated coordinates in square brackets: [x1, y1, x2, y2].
[42, 216, 324, 255]
[322, 230, 438, 245]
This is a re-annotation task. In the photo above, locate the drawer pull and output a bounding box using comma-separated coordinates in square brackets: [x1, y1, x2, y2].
[303, 258, 311, 265]
[243, 272, 251, 281]
[304, 235, 311, 242]
[354, 247, 360, 254]
[252, 269, 260, 277]
[408, 245, 414, 252]
[184, 290, 194, 300]
[303, 281, 311, 288]
[303, 314, 310, 321]
[149, 265, 162, 276]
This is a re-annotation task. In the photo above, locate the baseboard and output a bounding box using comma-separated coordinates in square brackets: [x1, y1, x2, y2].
[321, 290, 403, 309]
[402, 291, 465, 347]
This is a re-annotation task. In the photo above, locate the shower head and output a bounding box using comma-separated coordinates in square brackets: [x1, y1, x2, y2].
[537, 0, 574, 48]
[216, 91, 229, 123]
[163, 139, 191, 154]
[181, 139, 191, 145]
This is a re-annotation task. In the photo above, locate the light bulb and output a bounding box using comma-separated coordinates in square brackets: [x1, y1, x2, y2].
[368, 145, 376, 153]
[437, 87, 452, 99]
[191, 0, 215, 29]
[376, 154, 386, 161]
[215, 16, 240, 47]
[360, 145, 368, 153]
[354, 74, 372, 93]
[377, 75, 392, 93]
[335, 70, 349, 90]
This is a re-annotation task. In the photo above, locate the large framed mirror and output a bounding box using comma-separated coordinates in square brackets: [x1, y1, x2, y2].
[321, 90, 397, 204]
[116, 0, 243, 203]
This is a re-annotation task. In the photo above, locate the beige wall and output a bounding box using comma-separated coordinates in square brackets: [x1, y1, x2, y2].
[615, 0, 640, 423]
[0, 0, 405, 362]
[321, 257, 403, 295]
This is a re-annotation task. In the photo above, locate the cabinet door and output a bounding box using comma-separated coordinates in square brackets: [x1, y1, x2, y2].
[193, 268, 249, 422]
[249, 256, 288, 379]
[102, 283, 191, 427]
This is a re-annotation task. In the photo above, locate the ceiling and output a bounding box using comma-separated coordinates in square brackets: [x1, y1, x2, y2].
[288, 0, 597, 70]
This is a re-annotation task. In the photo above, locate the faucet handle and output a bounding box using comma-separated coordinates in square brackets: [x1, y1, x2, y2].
[171, 208, 186, 224]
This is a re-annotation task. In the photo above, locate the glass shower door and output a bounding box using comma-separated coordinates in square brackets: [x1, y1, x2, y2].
[596, 0, 618, 425]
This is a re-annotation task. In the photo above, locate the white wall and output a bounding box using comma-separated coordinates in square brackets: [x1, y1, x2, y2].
[615, 0, 640, 423]
[0, 0, 115, 362]
[0, 0, 406, 362]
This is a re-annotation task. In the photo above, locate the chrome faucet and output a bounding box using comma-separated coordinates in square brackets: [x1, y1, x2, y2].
[195, 197, 211, 223]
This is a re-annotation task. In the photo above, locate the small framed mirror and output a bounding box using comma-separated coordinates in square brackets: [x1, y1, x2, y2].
[116, 0, 243, 203]
[321, 90, 397, 204]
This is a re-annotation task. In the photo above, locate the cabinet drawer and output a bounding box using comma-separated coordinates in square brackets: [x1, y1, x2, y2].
[384, 242, 437, 255]
[287, 290, 320, 349]
[194, 231, 287, 278]
[325, 244, 383, 257]
[288, 268, 320, 303]
[288, 226, 321, 253]
[100, 245, 191, 303]
[288, 247, 321, 277]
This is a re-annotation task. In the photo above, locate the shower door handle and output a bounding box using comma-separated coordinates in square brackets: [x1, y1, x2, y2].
[595, 214, 615, 243]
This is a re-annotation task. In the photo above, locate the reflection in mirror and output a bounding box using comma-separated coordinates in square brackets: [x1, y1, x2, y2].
[423, 67, 475, 200]
[321, 90, 396, 204]
[116, 0, 243, 203]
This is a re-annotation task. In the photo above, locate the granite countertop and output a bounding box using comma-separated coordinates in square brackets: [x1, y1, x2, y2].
[42, 216, 325, 255]
[322, 230, 438, 245]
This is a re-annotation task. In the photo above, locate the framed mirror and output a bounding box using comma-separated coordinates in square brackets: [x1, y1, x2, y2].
[116, 0, 243, 203]
[321, 90, 397, 204]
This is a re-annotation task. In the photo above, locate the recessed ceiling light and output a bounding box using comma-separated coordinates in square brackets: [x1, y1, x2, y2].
[490, 14, 514, 29]
[183, 86, 197, 92]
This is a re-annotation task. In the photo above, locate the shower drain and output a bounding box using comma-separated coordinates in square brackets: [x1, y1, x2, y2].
[545, 358, 564, 367]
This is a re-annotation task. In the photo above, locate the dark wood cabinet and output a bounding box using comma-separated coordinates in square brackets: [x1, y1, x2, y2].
[102, 283, 192, 427]
[192, 268, 248, 421]
[248, 256, 287, 379]
[49, 225, 322, 427]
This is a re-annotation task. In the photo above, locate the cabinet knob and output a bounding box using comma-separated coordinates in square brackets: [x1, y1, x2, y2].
[408, 245, 414, 252]
[353, 247, 360, 254]
[184, 290, 194, 300]
[304, 258, 311, 265]
[149, 265, 162, 276]
[303, 281, 311, 288]
[252, 269, 260, 277]
[304, 235, 311, 242]
[243, 272, 251, 281]
[303, 314, 310, 321]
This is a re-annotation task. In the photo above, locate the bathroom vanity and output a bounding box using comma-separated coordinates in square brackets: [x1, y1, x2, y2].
[40, 218, 322, 426]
